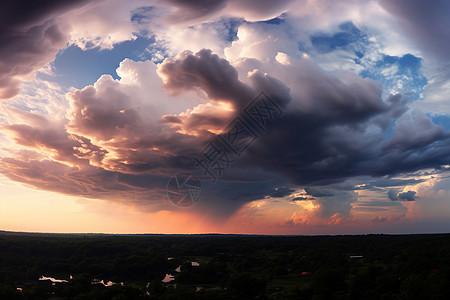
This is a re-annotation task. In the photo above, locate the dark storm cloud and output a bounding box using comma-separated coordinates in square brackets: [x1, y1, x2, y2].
[0, 0, 93, 99]
[361, 177, 425, 191]
[291, 196, 308, 201]
[388, 190, 416, 202]
[188, 177, 291, 219]
[268, 187, 295, 198]
[206, 180, 281, 203]
[243, 88, 450, 186]
[305, 187, 335, 198]
[0, 0, 91, 28]
[379, 0, 450, 61]
[303, 184, 357, 218]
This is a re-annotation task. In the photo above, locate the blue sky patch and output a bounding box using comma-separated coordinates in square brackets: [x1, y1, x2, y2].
[431, 115, 450, 131]
[44, 36, 154, 89]
[360, 54, 427, 101]
[310, 22, 366, 53]
[258, 13, 287, 25]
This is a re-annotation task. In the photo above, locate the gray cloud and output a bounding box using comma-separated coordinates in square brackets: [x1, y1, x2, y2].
[398, 191, 417, 201]
[305, 187, 335, 198]
[302, 184, 358, 219]
[388, 189, 400, 201]
[291, 196, 308, 201]
[237, 57, 450, 187]
[379, 0, 450, 61]
[268, 187, 295, 198]
[388, 190, 416, 201]
[316, 189, 358, 219]
[162, 0, 294, 24]
[360, 177, 425, 191]
[163, 0, 228, 24]
[0, 0, 92, 99]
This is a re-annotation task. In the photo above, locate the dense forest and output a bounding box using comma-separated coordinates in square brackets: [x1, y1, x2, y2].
[1, 231, 450, 299]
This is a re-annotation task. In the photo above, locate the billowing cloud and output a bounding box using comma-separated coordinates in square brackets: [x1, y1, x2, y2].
[226, 54, 450, 188]
[157, 49, 255, 109]
[64, 58, 211, 176]
[67, 0, 149, 50]
[2, 47, 450, 218]
[2, 0, 450, 231]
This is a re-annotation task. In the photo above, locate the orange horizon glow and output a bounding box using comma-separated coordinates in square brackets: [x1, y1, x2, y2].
[2, 174, 443, 235]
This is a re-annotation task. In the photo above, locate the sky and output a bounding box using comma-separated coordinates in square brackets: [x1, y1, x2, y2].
[1, 0, 450, 234]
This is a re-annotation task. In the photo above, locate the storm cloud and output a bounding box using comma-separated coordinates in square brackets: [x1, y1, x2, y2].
[2, 47, 450, 216]
[1, 0, 450, 225]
